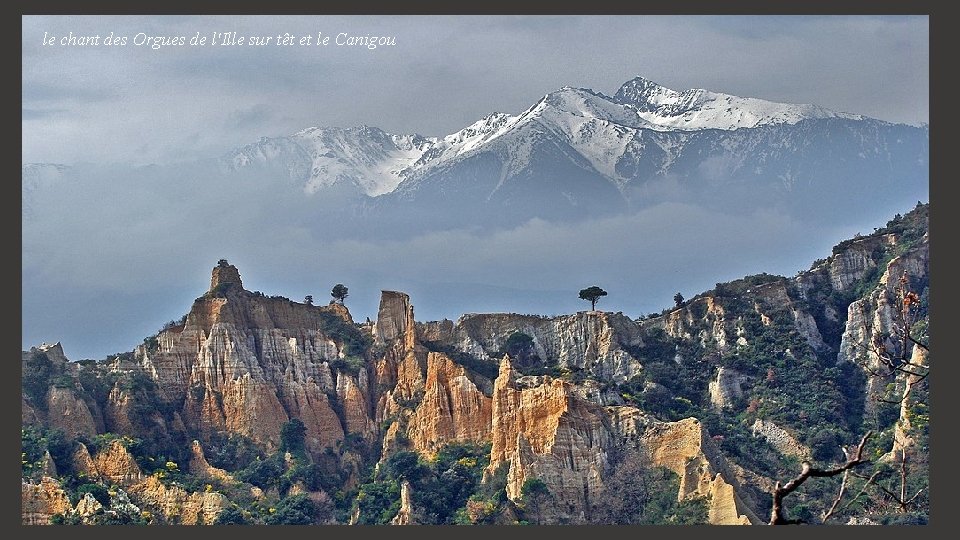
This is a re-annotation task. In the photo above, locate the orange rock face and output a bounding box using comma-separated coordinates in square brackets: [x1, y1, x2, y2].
[406, 353, 492, 456]
[23, 267, 772, 525]
[135, 264, 369, 455]
[45, 386, 98, 440]
[21, 477, 72, 525]
[485, 357, 611, 522]
[93, 439, 144, 486]
[638, 417, 759, 524]
[128, 475, 227, 525]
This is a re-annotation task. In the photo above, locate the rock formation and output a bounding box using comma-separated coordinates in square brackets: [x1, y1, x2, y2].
[636, 417, 760, 525]
[128, 476, 227, 525]
[92, 440, 144, 486]
[406, 353, 492, 456]
[485, 356, 611, 522]
[390, 480, 416, 525]
[21, 477, 72, 525]
[750, 419, 809, 460]
[837, 232, 929, 420]
[447, 311, 644, 383]
[188, 440, 235, 483]
[708, 367, 745, 410]
[21, 205, 930, 526]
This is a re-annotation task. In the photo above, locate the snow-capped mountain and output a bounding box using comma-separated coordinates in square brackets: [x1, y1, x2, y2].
[226, 112, 526, 198]
[222, 76, 925, 221]
[612, 76, 863, 130]
[24, 76, 919, 235]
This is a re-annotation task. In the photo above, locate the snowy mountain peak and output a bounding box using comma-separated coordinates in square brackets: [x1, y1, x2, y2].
[613, 75, 863, 130]
[613, 76, 678, 105]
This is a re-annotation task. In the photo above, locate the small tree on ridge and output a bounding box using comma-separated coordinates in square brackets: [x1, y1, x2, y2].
[331, 284, 349, 305]
[579, 286, 607, 311]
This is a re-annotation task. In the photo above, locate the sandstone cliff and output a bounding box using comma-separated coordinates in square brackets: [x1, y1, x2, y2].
[648, 277, 826, 357]
[836, 232, 928, 422]
[446, 311, 644, 383]
[480, 356, 761, 524]
[485, 356, 611, 522]
[21, 205, 930, 526]
[606, 408, 761, 525]
[21, 477, 72, 525]
[130, 263, 373, 456]
[406, 352, 492, 456]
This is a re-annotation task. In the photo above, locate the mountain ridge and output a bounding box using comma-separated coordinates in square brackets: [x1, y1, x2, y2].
[219, 76, 918, 200]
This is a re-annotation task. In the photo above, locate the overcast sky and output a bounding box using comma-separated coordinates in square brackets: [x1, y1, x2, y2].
[23, 15, 928, 165]
[21, 15, 929, 360]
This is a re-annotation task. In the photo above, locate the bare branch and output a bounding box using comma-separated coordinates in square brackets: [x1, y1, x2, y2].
[842, 471, 881, 512]
[770, 431, 873, 525]
[906, 335, 929, 352]
[900, 450, 907, 507]
[904, 487, 927, 506]
[822, 469, 849, 523]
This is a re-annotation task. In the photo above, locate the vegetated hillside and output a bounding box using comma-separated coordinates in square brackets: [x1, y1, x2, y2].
[22, 203, 928, 525]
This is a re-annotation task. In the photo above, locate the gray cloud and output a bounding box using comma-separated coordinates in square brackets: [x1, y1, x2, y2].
[224, 104, 275, 130]
[22, 108, 63, 120]
[21, 15, 928, 165]
[22, 158, 896, 360]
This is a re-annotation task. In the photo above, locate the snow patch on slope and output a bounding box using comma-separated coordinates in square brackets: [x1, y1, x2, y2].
[614, 76, 863, 131]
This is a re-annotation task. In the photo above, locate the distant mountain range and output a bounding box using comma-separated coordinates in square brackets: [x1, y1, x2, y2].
[23, 75, 928, 235]
[218, 75, 927, 229]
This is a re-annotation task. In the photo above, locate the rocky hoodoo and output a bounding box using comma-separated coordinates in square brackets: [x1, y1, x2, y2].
[375, 291, 415, 345]
[485, 356, 611, 522]
[390, 480, 417, 525]
[479, 357, 760, 525]
[22, 204, 930, 526]
[22, 266, 766, 525]
[92, 439, 144, 486]
[21, 477, 72, 525]
[135, 261, 371, 456]
[45, 386, 99, 440]
[837, 232, 929, 420]
[890, 345, 929, 459]
[373, 290, 428, 427]
[406, 352, 492, 456]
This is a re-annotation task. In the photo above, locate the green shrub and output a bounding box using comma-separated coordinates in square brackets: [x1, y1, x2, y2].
[235, 454, 284, 490]
[214, 505, 248, 525]
[264, 494, 318, 525]
[23, 351, 54, 408]
[280, 418, 307, 455]
[353, 479, 401, 524]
